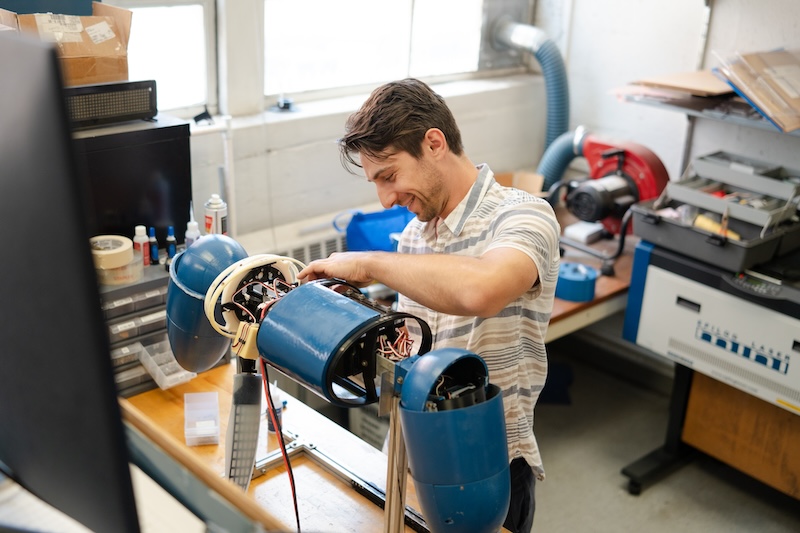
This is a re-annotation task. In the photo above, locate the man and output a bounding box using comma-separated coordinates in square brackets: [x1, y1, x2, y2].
[298, 78, 560, 532]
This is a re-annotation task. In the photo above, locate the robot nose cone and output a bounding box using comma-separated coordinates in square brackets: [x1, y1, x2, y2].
[170, 235, 249, 295]
[166, 286, 231, 372]
[167, 321, 230, 372]
[164, 235, 248, 373]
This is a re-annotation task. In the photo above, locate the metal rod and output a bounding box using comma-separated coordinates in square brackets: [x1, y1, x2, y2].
[384, 396, 407, 533]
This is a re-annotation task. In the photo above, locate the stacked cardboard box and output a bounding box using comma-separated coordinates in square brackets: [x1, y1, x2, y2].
[0, 2, 131, 87]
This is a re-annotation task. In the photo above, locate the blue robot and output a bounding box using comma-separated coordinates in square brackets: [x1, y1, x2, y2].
[166, 234, 510, 533]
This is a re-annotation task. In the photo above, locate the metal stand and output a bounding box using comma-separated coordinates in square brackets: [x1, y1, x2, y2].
[384, 396, 409, 533]
[621, 364, 697, 495]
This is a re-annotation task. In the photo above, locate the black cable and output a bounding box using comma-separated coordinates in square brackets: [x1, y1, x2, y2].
[260, 358, 301, 533]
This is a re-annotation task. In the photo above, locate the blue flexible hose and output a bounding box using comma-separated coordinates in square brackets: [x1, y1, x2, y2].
[535, 39, 570, 151]
[537, 129, 588, 191]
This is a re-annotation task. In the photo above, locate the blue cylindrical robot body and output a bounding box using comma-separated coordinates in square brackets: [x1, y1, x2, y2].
[257, 281, 380, 405]
[400, 348, 510, 533]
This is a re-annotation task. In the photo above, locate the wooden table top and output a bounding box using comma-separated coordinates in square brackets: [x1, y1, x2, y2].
[127, 361, 424, 532]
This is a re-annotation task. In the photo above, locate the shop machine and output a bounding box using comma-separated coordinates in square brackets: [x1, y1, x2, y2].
[543, 127, 671, 274]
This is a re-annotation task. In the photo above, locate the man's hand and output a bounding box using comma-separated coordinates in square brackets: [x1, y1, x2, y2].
[297, 252, 377, 287]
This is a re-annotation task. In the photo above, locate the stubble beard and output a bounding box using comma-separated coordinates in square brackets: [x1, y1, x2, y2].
[414, 162, 446, 223]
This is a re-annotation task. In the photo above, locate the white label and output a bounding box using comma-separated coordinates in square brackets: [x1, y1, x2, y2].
[85, 20, 116, 45]
[109, 297, 134, 309]
[34, 13, 83, 43]
[140, 309, 167, 324]
[112, 321, 137, 333]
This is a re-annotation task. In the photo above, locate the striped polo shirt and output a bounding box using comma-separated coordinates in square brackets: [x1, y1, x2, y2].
[397, 164, 560, 480]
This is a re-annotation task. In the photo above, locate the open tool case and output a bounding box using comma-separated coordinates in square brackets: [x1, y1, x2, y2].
[631, 151, 800, 271]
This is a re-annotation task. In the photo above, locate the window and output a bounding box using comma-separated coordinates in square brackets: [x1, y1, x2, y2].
[107, 0, 216, 116]
[106, 0, 528, 116]
[263, 0, 484, 99]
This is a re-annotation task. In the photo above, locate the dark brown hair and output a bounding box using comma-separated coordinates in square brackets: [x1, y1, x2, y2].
[339, 78, 464, 173]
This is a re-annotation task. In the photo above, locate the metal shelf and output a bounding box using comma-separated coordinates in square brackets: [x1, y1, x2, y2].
[622, 92, 800, 137]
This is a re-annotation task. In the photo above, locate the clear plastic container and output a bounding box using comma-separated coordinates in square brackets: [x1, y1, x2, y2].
[138, 337, 196, 390]
[184, 392, 220, 446]
[102, 295, 135, 319]
[138, 309, 167, 335]
[108, 317, 140, 344]
[109, 341, 145, 368]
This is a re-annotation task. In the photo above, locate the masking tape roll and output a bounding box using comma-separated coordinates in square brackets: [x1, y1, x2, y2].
[90, 235, 134, 270]
[555, 262, 598, 302]
[95, 250, 144, 286]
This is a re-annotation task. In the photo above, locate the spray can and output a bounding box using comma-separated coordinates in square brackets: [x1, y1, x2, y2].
[204, 194, 228, 235]
[132, 225, 150, 266]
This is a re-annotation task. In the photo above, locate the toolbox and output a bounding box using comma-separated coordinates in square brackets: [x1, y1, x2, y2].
[631, 151, 800, 272]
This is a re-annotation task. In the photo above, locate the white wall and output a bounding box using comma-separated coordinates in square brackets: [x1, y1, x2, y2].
[540, 0, 800, 177]
[188, 1, 800, 245]
[190, 76, 546, 241]
[691, 0, 800, 167]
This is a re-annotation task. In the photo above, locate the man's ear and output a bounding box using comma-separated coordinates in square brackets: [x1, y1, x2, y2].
[423, 128, 447, 157]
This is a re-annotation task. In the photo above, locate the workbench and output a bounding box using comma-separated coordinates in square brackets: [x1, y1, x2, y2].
[123, 231, 636, 531]
[124, 363, 420, 532]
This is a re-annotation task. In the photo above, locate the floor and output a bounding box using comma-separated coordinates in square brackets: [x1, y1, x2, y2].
[532, 337, 800, 533]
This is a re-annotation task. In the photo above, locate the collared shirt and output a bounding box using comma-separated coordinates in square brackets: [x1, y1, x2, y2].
[397, 164, 560, 480]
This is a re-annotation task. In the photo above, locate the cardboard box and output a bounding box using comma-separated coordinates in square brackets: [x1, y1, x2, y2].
[494, 170, 546, 197]
[632, 69, 733, 97]
[0, 2, 131, 87]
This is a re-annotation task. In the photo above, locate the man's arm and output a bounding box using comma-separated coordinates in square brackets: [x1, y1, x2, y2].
[297, 247, 538, 318]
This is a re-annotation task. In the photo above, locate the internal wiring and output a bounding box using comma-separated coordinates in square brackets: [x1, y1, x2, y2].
[231, 322, 253, 352]
[230, 279, 281, 323]
[258, 298, 279, 320]
[228, 281, 262, 323]
[260, 358, 301, 533]
[434, 375, 447, 398]
[377, 327, 415, 361]
[203, 254, 307, 338]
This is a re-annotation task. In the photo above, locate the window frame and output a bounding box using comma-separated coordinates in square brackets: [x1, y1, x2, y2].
[106, 0, 218, 119]
[260, 0, 534, 109]
[106, 0, 534, 117]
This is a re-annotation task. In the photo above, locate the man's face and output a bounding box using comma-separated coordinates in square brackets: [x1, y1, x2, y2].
[361, 148, 446, 223]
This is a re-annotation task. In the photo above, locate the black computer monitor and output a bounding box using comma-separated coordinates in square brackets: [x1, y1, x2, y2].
[0, 32, 140, 532]
[73, 115, 194, 247]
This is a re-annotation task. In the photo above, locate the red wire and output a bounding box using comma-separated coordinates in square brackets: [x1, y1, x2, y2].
[260, 358, 301, 533]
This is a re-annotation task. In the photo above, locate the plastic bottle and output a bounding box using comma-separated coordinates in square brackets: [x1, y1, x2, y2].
[148, 227, 159, 265]
[132, 225, 150, 266]
[185, 220, 200, 247]
[185, 202, 201, 247]
[166, 226, 177, 259]
[204, 193, 228, 235]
